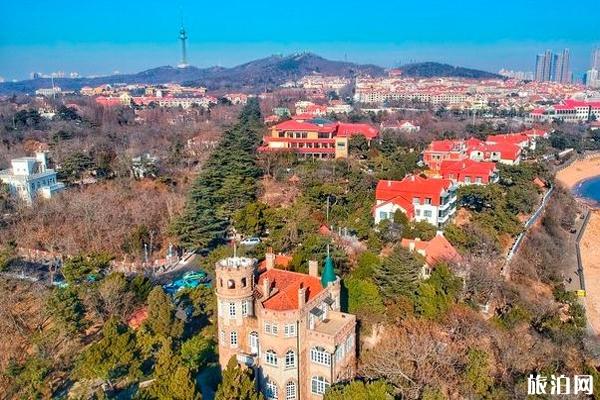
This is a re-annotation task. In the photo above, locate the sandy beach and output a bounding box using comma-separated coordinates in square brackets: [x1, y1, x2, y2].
[580, 211, 600, 335]
[556, 155, 600, 189]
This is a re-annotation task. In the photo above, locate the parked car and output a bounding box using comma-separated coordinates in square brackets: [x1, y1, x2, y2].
[240, 237, 261, 246]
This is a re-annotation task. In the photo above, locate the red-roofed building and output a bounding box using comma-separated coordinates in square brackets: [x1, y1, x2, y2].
[374, 175, 457, 226]
[530, 99, 600, 122]
[95, 96, 123, 107]
[401, 232, 462, 277]
[215, 253, 356, 399]
[259, 118, 379, 159]
[439, 159, 498, 185]
[422, 139, 468, 170]
[423, 136, 522, 169]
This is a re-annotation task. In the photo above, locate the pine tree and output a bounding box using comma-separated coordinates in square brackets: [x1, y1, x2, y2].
[324, 380, 391, 399]
[143, 287, 183, 339]
[74, 317, 141, 387]
[172, 100, 263, 250]
[46, 287, 86, 336]
[374, 246, 423, 301]
[215, 357, 264, 400]
[147, 339, 201, 400]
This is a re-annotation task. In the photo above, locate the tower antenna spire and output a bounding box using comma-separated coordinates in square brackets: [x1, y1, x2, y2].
[178, 8, 189, 68]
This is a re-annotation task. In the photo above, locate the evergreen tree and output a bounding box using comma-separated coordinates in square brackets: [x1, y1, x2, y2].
[146, 339, 201, 400]
[374, 246, 422, 301]
[74, 318, 141, 387]
[463, 348, 494, 397]
[414, 264, 462, 319]
[172, 100, 263, 249]
[324, 380, 391, 400]
[215, 357, 264, 400]
[143, 287, 184, 339]
[46, 287, 86, 336]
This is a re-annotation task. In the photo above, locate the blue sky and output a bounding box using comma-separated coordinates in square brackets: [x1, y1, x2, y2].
[1, 0, 599, 80]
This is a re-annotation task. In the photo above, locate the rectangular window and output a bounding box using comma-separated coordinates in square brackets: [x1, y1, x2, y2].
[242, 301, 248, 316]
[424, 210, 433, 218]
[230, 331, 238, 347]
[264, 322, 272, 334]
[425, 198, 432, 205]
[229, 302, 236, 317]
[272, 324, 278, 335]
[284, 323, 296, 337]
[378, 211, 388, 220]
[415, 209, 421, 216]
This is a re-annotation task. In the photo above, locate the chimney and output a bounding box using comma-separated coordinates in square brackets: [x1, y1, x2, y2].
[308, 260, 319, 278]
[387, 180, 391, 187]
[409, 241, 416, 252]
[262, 278, 270, 298]
[265, 249, 275, 270]
[35, 152, 48, 172]
[436, 230, 444, 237]
[298, 285, 306, 309]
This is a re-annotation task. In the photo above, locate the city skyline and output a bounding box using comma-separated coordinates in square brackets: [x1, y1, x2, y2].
[1, 0, 599, 80]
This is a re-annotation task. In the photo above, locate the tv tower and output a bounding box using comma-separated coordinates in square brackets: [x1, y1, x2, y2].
[178, 22, 189, 68]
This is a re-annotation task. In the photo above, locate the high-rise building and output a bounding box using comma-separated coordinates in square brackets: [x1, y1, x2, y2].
[555, 49, 571, 83]
[535, 54, 545, 81]
[535, 49, 570, 83]
[592, 48, 600, 71]
[535, 50, 555, 82]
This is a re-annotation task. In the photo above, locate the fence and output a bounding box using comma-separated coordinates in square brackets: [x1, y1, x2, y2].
[505, 185, 555, 264]
[575, 209, 591, 293]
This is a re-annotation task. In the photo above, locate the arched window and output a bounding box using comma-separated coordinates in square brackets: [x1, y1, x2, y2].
[266, 380, 278, 400]
[227, 279, 235, 289]
[285, 381, 297, 400]
[311, 376, 330, 395]
[310, 346, 331, 366]
[285, 350, 296, 368]
[249, 331, 259, 354]
[265, 350, 278, 366]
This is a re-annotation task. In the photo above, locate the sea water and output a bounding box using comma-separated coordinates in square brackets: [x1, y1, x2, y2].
[575, 176, 600, 206]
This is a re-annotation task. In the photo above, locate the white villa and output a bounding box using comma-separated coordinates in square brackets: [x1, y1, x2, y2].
[0, 152, 65, 204]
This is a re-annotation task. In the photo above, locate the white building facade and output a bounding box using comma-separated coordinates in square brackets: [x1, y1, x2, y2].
[0, 152, 65, 204]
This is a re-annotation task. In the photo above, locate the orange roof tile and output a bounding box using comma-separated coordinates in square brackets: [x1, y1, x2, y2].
[258, 269, 323, 311]
[401, 234, 462, 266]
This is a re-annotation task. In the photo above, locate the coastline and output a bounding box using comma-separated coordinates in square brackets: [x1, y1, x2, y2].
[555, 155, 600, 190]
[580, 211, 600, 336]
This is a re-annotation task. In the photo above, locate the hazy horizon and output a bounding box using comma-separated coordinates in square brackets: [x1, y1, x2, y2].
[1, 0, 599, 81]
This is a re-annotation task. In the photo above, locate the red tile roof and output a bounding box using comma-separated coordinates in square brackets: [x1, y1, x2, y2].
[258, 254, 293, 272]
[336, 123, 379, 139]
[376, 175, 453, 206]
[258, 269, 324, 311]
[401, 234, 462, 266]
[440, 159, 496, 179]
[273, 119, 337, 133]
[271, 120, 379, 139]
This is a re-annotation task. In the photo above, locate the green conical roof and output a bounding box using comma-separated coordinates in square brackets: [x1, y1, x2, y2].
[321, 255, 336, 288]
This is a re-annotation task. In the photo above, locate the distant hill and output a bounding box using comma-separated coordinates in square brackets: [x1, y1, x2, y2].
[0, 53, 385, 95]
[0, 55, 503, 95]
[398, 62, 502, 79]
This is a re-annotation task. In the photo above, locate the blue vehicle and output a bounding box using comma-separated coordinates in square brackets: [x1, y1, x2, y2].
[163, 269, 211, 295]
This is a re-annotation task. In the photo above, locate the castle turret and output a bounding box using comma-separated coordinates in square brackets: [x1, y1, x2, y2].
[215, 257, 257, 367]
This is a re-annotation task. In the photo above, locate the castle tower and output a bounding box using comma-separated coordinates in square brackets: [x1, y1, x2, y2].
[178, 25, 189, 68]
[215, 256, 257, 367]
